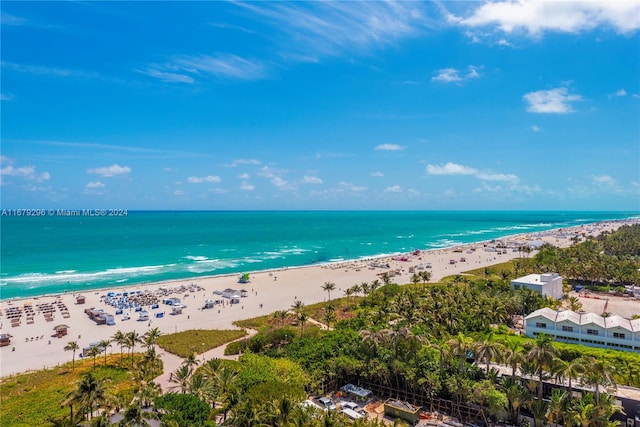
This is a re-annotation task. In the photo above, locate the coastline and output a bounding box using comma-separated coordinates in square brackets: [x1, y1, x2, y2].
[2, 211, 636, 302]
[1, 217, 635, 305]
[0, 218, 636, 377]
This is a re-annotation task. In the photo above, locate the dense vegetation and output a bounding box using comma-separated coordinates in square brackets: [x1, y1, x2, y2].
[0, 354, 155, 427]
[530, 224, 640, 287]
[3, 224, 639, 426]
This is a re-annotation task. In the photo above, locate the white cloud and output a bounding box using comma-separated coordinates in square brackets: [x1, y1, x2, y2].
[238, 173, 250, 180]
[1, 12, 26, 26]
[476, 172, 519, 183]
[427, 161, 520, 184]
[302, 175, 323, 184]
[163, 167, 178, 172]
[142, 55, 265, 83]
[426, 162, 477, 175]
[187, 175, 221, 183]
[240, 181, 255, 191]
[523, 87, 582, 113]
[87, 164, 131, 177]
[385, 185, 402, 193]
[174, 190, 185, 196]
[375, 143, 404, 151]
[235, 1, 429, 60]
[432, 68, 462, 82]
[612, 89, 627, 97]
[432, 65, 481, 83]
[84, 181, 105, 195]
[2, 61, 99, 79]
[371, 171, 384, 177]
[85, 181, 105, 189]
[209, 188, 228, 194]
[531, 125, 541, 132]
[1, 93, 14, 101]
[1, 159, 51, 183]
[454, 1, 640, 36]
[443, 189, 457, 198]
[137, 67, 194, 84]
[591, 174, 616, 186]
[339, 181, 367, 192]
[270, 176, 295, 190]
[226, 158, 262, 167]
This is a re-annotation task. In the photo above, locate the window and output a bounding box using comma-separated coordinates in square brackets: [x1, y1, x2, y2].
[535, 322, 547, 329]
[586, 329, 598, 336]
[561, 325, 573, 332]
[613, 332, 626, 339]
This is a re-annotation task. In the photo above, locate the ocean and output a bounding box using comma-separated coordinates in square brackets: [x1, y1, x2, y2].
[0, 211, 636, 300]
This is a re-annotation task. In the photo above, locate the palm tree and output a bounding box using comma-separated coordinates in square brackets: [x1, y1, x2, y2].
[324, 304, 336, 329]
[66, 371, 113, 420]
[473, 338, 503, 374]
[183, 352, 200, 371]
[87, 345, 102, 368]
[216, 365, 239, 422]
[98, 338, 112, 366]
[142, 327, 162, 350]
[502, 340, 523, 378]
[64, 341, 80, 370]
[297, 311, 308, 337]
[552, 357, 583, 397]
[546, 388, 568, 427]
[272, 310, 288, 328]
[169, 364, 192, 393]
[119, 401, 158, 426]
[125, 330, 141, 367]
[525, 334, 557, 399]
[321, 282, 336, 302]
[141, 346, 163, 377]
[446, 332, 473, 374]
[567, 296, 583, 312]
[187, 373, 215, 402]
[581, 356, 617, 405]
[528, 398, 549, 427]
[291, 299, 305, 315]
[201, 357, 223, 381]
[112, 330, 127, 363]
[503, 376, 530, 424]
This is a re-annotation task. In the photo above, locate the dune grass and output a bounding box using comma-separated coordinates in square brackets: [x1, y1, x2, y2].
[0, 355, 136, 427]
[156, 329, 247, 358]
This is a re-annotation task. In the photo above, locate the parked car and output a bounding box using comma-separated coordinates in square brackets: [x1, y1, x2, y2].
[318, 397, 336, 411]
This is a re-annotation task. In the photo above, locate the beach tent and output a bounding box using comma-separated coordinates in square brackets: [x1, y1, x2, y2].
[53, 324, 69, 338]
[0, 334, 11, 347]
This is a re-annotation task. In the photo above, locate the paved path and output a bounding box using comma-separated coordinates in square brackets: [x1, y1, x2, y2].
[154, 328, 258, 392]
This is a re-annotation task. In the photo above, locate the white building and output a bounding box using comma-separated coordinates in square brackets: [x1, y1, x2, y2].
[511, 273, 563, 300]
[525, 307, 640, 353]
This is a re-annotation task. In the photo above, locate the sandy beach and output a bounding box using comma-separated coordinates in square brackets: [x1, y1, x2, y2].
[0, 219, 635, 378]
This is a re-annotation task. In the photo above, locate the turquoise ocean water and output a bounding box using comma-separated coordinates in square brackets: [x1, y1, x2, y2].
[0, 211, 637, 300]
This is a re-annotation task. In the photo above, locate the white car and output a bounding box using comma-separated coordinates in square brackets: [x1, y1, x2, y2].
[318, 397, 336, 411]
[122, 313, 130, 321]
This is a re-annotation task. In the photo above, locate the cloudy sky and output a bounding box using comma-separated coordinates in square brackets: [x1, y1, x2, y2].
[1, 1, 639, 210]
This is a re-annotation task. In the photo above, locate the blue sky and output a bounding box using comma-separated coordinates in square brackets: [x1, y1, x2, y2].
[1, 1, 639, 210]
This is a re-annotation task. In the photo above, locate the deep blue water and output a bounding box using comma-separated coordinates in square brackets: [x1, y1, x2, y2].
[0, 211, 636, 300]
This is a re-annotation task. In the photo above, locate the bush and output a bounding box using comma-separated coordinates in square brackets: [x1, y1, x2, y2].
[156, 329, 247, 358]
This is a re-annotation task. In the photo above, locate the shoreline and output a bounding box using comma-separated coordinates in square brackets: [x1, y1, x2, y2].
[1, 217, 635, 304]
[0, 218, 636, 378]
